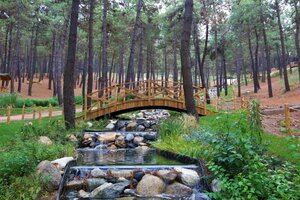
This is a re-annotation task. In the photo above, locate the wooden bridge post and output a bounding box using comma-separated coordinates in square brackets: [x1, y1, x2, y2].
[84, 94, 87, 120]
[21, 104, 25, 120]
[203, 88, 207, 115]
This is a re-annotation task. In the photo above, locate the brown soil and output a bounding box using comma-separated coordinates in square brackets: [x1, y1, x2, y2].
[240, 71, 300, 138]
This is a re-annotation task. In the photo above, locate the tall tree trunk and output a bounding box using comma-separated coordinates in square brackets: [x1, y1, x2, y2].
[100, 0, 108, 97]
[247, 27, 259, 93]
[275, 0, 290, 91]
[118, 49, 124, 85]
[164, 46, 168, 87]
[180, 0, 197, 118]
[7, 22, 13, 88]
[87, 0, 95, 108]
[15, 0, 22, 93]
[137, 26, 144, 83]
[173, 30, 178, 84]
[213, 2, 219, 97]
[125, 0, 142, 86]
[293, 0, 300, 81]
[28, 27, 38, 96]
[221, 35, 228, 95]
[63, 0, 80, 129]
[254, 28, 260, 89]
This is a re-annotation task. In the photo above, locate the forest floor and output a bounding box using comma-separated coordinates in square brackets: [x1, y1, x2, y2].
[240, 69, 300, 138]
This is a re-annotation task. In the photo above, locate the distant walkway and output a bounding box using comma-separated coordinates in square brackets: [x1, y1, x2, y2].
[0, 108, 82, 123]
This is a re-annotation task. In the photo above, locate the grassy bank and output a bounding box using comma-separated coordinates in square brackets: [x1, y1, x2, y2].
[154, 104, 300, 199]
[0, 116, 107, 199]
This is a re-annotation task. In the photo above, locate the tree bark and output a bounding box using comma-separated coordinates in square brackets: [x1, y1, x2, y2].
[293, 0, 300, 81]
[87, 0, 95, 108]
[137, 26, 144, 83]
[16, 0, 22, 93]
[100, 0, 108, 97]
[63, 0, 80, 129]
[275, 0, 290, 91]
[180, 0, 197, 118]
[125, 0, 143, 86]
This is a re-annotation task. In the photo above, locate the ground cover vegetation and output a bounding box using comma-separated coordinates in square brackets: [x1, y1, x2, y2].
[0, 117, 108, 199]
[154, 101, 300, 199]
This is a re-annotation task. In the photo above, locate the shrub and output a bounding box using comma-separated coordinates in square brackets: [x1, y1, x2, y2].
[0, 93, 17, 107]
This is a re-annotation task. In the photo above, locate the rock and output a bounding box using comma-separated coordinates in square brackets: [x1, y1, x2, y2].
[90, 183, 113, 198]
[87, 178, 107, 191]
[157, 170, 178, 183]
[39, 136, 52, 145]
[174, 167, 200, 187]
[125, 133, 134, 142]
[138, 142, 147, 146]
[136, 125, 145, 131]
[51, 157, 73, 170]
[211, 179, 221, 192]
[194, 192, 211, 200]
[98, 132, 117, 143]
[105, 123, 115, 130]
[165, 182, 193, 197]
[124, 188, 136, 195]
[115, 135, 127, 148]
[144, 132, 157, 140]
[87, 122, 93, 127]
[116, 121, 126, 129]
[136, 174, 165, 196]
[142, 121, 151, 128]
[136, 112, 144, 119]
[67, 134, 78, 142]
[134, 171, 145, 181]
[117, 177, 127, 182]
[66, 180, 84, 190]
[36, 160, 61, 192]
[91, 181, 130, 199]
[119, 127, 126, 132]
[109, 170, 132, 178]
[91, 168, 106, 178]
[133, 136, 144, 145]
[83, 133, 92, 139]
[78, 190, 90, 198]
[127, 122, 137, 130]
[108, 144, 117, 150]
[126, 142, 137, 148]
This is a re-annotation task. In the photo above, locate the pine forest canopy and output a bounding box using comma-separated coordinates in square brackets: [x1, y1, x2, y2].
[0, 0, 299, 127]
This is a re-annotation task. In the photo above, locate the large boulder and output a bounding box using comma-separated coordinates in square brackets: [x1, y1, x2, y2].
[136, 174, 165, 196]
[66, 179, 84, 190]
[165, 182, 193, 197]
[157, 170, 178, 183]
[126, 122, 137, 131]
[90, 183, 113, 198]
[133, 136, 144, 145]
[109, 170, 132, 178]
[37, 160, 61, 192]
[39, 136, 52, 145]
[115, 135, 127, 148]
[87, 178, 107, 191]
[98, 132, 116, 143]
[91, 168, 106, 178]
[174, 167, 200, 188]
[125, 133, 134, 142]
[136, 125, 145, 131]
[144, 132, 157, 140]
[90, 181, 129, 199]
[51, 157, 73, 170]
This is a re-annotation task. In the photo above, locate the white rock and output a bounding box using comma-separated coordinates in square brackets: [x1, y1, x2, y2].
[39, 136, 52, 145]
[105, 123, 115, 130]
[211, 179, 221, 192]
[174, 167, 200, 187]
[91, 168, 106, 178]
[90, 183, 113, 198]
[51, 157, 74, 170]
[87, 122, 93, 127]
[78, 190, 90, 198]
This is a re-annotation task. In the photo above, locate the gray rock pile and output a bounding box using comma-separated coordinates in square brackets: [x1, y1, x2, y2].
[81, 131, 158, 149]
[64, 166, 209, 199]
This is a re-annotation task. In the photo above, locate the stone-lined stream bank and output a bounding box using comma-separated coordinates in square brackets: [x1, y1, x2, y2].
[37, 110, 211, 200]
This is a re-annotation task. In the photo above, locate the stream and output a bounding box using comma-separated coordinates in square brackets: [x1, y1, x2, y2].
[58, 110, 210, 200]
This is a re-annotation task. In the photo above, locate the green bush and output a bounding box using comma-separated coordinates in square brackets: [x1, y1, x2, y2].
[0, 93, 17, 107]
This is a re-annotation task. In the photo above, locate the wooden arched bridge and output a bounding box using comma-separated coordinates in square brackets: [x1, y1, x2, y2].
[80, 80, 214, 120]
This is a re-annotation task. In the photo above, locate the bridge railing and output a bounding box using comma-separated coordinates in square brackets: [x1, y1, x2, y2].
[84, 80, 207, 119]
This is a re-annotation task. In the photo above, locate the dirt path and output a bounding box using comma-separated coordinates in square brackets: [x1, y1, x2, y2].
[0, 108, 82, 123]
